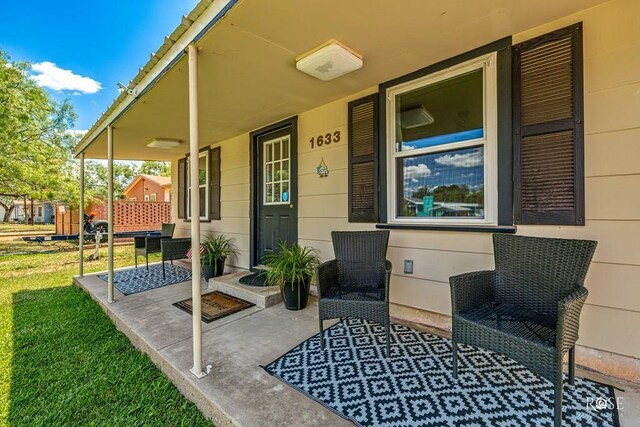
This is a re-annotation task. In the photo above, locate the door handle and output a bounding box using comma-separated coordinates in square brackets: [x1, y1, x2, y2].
[289, 204, 293, 209]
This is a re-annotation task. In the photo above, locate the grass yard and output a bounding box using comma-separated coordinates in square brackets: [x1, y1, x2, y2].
[0, 242, 211, 426]
[0, 223, 55, 235]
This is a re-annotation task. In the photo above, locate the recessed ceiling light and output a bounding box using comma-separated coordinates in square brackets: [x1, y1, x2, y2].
[147, 138, 182, 149]
[296, 41, 363, 81]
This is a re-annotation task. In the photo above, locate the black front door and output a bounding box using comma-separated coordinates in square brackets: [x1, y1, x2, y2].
[251, 120, 297, 267]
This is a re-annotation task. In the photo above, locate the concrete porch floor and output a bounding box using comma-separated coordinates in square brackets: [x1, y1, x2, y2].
[74, 266, 640, 427]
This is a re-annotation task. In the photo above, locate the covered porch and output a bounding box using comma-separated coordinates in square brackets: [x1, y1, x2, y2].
[74, 269, 640, 425]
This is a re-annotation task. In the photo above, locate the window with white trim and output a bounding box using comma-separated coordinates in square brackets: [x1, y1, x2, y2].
[186, 150, 209, 220]
[149, 193, 157, 202]
[386, 53, 497, 225]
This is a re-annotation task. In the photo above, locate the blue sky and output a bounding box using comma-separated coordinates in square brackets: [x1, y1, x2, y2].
[0, 0, 199, 131]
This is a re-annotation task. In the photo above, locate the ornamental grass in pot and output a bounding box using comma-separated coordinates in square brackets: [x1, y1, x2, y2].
[262, 241, 319, 310]
[201, 234, 238, 280]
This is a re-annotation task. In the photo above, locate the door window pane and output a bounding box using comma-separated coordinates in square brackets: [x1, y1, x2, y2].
[264, 136, 291, 205]
[398, 146, 484, 218]
[274, 141, 281, 161]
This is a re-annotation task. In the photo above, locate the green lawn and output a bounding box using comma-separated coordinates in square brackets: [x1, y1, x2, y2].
[0, 243, 211, 426]
[0, 223, 55, 234]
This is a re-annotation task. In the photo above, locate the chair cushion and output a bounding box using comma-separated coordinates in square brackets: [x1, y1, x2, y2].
[459, 303, 556, 347]
[324, 286, 385, 302]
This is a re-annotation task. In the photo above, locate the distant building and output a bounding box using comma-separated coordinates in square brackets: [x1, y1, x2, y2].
[403, 196, 482, 217]
[10, 200, 55, 223]
[123, 174, 171, 202]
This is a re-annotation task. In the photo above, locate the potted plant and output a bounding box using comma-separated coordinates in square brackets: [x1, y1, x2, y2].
[201, 234, 238, 280]
[262, 241, 320, 310]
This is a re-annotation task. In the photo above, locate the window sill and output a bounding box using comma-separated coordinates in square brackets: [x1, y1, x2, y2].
[376, 223, 516, 233]
[182, 219, 212, 223]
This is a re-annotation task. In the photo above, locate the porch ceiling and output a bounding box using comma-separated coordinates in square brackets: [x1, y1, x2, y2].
[80, 0, 606, 161]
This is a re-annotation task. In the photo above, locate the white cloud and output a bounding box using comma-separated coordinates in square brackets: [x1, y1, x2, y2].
[31, 62, 101, 94]
[434, 149, 483, 168]
[404, 163, 432, 179]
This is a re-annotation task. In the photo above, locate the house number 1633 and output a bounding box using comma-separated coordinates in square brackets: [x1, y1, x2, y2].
[310, 131, 341, 149]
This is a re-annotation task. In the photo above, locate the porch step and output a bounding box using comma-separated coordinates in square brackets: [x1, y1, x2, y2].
[208, 272, 282, 309]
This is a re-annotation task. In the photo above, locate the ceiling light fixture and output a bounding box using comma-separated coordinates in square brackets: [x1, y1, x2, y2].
[296, 41, 363, 81]
[401, 106, 435, 129]
[146, 138, 182, 149]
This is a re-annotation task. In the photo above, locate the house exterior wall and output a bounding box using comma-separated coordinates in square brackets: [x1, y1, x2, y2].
[124, 178, 165, 201]
[171, 0, 640, 360]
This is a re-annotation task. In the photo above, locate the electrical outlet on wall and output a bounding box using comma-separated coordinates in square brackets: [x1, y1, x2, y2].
[404, 260, 413, 274]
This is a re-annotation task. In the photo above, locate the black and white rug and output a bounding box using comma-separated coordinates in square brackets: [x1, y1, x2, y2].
[98, 264, 192, 295]
[263, 318, 620, 427]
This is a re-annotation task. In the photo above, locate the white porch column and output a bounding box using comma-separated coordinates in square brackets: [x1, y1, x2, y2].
[107, 125, 115, 303]
[188, 43, 205, 378]
[78, 152, 85, 277]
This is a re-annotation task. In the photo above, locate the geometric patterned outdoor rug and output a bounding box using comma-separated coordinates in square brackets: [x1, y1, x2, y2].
[173, 291, 255, 323]
[97, 264, 192, 295]
[263, 318, 620, 427]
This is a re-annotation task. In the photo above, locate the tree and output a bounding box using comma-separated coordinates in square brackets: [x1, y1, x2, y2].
[84, 161, 139, 200]
[139, 161, 170, 177]
[0, 50, 78, 219]
[411, 186, 431, 200]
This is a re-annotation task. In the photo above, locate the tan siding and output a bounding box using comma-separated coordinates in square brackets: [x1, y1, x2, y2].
[585, 128, 640, 177]
[298, 194, 347, 219]
[386, 247, 494, 284]
[220, 200, 250, 218]
[585, 263, 640, 313]
[580, 304, 640, 357]
[388, 230, 494, 255]
[390, 275, 451, 316]
[298, 169, 348, 196]
[586, 175, 640, 220]
[220, 183, 250, 202]
[585, 82, 640, 135]
[584, 42, 640, 93]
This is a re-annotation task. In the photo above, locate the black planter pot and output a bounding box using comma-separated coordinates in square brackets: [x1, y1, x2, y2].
[202, 257, 226, 281]
[281, 277, 311, 310]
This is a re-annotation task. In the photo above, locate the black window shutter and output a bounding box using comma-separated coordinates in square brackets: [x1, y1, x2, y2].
[209, 146, 221, 220]
[513, 23, 584, 225]
[177, 157, 186, 219]
[348, 94, 379, 223]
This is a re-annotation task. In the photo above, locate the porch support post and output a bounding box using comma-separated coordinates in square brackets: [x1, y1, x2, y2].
[107, 125, 115, 303]
[188, 43, 205, 378]
[78, 152, 85, 277]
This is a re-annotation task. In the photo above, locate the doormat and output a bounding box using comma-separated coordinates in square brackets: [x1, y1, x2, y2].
[263, 318, 620, 427]
[173, 291, 254, 323]
[239, 272, 269, 287]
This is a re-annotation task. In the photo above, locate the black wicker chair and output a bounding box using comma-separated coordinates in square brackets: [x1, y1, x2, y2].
[450, 234, 597, 427]
[160, 237, 191, 279]
[134, 223, 175, 270]
[317, 230, 392, 356]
